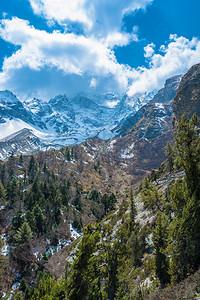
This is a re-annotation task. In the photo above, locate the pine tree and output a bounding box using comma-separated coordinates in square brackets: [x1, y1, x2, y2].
[175, 113, 200, 196]
[65, 147, 71, 161]
[6, 177, 18, 205]
[33, 205, 46, 235]
[169, 114, 200, 279]
[0, 236, 5, 280]
[67, 224, 100, 300]
[0, 181, 6, 203]
[1, 164, 6, 186]
[152, 213, 170, 287]
[28, 155, 37, 182]
[106, 243, 119, 300]
[15, 222, 33, 245]
[12, 210, 25, 230]
[130, 188, 137, 228]
[19, 153, 23, 166]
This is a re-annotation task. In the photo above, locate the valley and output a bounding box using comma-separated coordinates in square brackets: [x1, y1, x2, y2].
[0, 64, 200, 299]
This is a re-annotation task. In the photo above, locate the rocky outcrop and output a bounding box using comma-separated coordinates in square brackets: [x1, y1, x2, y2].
[0, 129, 50, 160]
[151, 74, 182, 104]
[173, 63, 200, 124]
[113, 75, 181, 138]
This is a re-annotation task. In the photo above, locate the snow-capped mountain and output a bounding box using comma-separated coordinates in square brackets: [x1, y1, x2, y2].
[0, 75, 181, 159]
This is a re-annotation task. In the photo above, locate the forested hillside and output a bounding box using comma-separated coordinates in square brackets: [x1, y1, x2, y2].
[1, 109, 200, 299]
[26, 113, 200, 300]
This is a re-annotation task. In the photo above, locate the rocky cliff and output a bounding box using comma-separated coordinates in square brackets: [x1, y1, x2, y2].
[173, 63, 200, 124]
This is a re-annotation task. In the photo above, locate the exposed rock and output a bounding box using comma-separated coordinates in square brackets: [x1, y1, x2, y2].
[0, 128, 51, 160]
[173, 63, 200, 124]
[113, 75, 181, 137]
[151, 74, 182, 104]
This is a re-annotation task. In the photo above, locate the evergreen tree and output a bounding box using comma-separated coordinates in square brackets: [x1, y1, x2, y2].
[28, 155, 37, 182]
[0, 236, 5, 280]
[67, 224, 100, 300]
[73, 187, 82, 211]
[15, 222, 33, 245]
[19, 154, 23, 166]
[65, 147, 71, 161]
[105, 243, 119, 300]
[0, 181, 6, 203]
[152, 213, 170, 287]
[33, 205, 46, 235]
[1, 164, 6, 186]
[12, 210, 25, 230]
[6, 177, 18, 205]
[25, 210, 35, 231]
[169, 114, 200, 280]
[130, 188, 137, 229]
[175, 113, 200, 196]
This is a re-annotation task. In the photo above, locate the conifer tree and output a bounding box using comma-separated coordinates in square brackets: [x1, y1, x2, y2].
[65, 147, 71, 161]
[67, 224, 100, 300]
[0, 236, 5, 280]
[153, 213, 170, 287]
[170, 114, 200, 279]
[175, 113, 200, 196]
[0, 181, 6, 203]
[15, 222, 33, 245]
[19, 154, 23, 166]
[1, 164, 6, 186]
[130, 188, 137, 228]
[28, 155, 37, 182]
[33, 205, 46, 235]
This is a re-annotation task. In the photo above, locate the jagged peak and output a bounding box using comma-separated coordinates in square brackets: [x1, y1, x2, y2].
[0, 90, 20, 104]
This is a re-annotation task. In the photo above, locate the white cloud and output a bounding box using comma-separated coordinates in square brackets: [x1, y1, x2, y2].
[0, 0, 153, 100]
[29, 0, 152, 36]
[0, 17, 130, 99]
[0, 1, 200, 102]
[127, 35, 200, 97]
[144, 42, 155, 58]
[90, 78, 96, 88]
[105, 31, 138, 48]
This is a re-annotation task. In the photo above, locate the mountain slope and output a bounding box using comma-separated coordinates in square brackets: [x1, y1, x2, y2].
[173, 63, 200, 125]
[0, 76, 180, 160]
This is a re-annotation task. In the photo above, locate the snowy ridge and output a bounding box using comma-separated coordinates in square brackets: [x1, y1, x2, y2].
[0, 75, 180, 159]
[0, 90, 155, 159]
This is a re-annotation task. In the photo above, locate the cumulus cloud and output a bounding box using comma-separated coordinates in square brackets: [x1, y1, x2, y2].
[0, 17, 130, 99]
[29, 0, 152, 36]
[144, 42, 155, 58]
[0, 0, 153, 100]
[0, 0, 200, 102]
[127, 35, 200, 97]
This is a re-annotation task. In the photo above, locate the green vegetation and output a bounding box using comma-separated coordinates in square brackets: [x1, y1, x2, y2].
[1, 114, 200, 299]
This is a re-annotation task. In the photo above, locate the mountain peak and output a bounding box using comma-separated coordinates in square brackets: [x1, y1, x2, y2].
[0, 90, 20, 104]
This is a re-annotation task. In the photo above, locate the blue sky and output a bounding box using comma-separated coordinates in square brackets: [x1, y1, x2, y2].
[0, 0, 200, 101]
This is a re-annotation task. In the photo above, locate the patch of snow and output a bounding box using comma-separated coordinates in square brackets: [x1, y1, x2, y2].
[146, 233, 153, 246]
[16, 174, 24, 178]
[1, 233, 10, 256]
[140, 277, 152, 289]
[70, 224, 82, 240]
[121, 143, 134, 159]
[6, 282, 20, 300]
[87, 152, 95, 159]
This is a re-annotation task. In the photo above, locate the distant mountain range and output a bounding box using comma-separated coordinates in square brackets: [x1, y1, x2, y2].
[0, 75, 182, 159]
